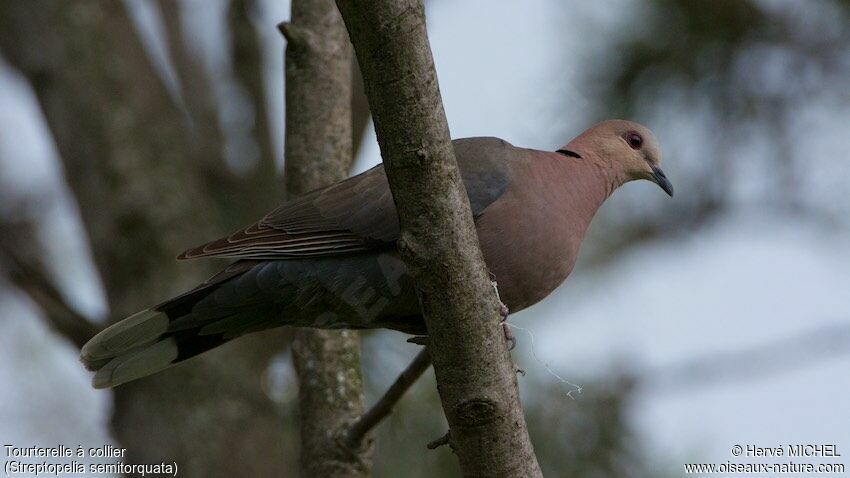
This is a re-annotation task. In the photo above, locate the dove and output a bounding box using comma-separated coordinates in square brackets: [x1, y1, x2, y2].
[81, 119, 672, 388]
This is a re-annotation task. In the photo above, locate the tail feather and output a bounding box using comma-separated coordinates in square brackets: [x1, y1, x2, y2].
[80, 309, 168, 370]
[82, 307, 231, 389]
[80, 262, 259, 388]
[80, 261, 268, 388]
[92, 338, 179, 389]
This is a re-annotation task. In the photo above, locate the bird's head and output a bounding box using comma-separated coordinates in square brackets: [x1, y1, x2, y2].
[558, 119, 673, 197]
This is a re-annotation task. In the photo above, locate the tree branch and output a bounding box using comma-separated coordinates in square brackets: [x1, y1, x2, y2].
[344, 348, 431, 448]
[5, 260, 99, 349]
[156, 0, 227, 182]
[282, 0, 371, 476]
[283, 0, 355, 195]
[0, 218, 98, 349]
[335, 1, 542, 476]
[426, 431, 451, 450]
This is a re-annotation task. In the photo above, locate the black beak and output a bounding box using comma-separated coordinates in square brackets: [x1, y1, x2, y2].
[651, 165, 674, 197]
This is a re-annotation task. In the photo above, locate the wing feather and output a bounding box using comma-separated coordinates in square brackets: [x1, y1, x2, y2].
[179, 138, 514, 261]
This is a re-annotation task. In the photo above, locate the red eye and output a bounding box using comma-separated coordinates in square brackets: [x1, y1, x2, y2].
[626, 132, 643, 149]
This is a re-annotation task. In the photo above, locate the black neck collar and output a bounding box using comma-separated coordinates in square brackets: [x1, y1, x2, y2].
[556, 149, 582, 159]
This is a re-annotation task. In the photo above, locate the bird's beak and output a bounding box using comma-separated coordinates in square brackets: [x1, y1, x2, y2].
[650, 165, 674, 197]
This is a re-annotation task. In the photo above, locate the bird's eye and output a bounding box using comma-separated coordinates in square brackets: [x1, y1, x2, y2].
[626, 132, 643, 150]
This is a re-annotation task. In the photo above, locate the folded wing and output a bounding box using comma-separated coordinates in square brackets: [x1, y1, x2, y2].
[178, 137, 515, 261]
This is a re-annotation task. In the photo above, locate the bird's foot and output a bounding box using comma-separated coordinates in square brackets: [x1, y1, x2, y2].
[408, 281, 514, 350]
[498, 301, 509, 318]
[491, 279, 510, 320]
[502, 321, 516, 351]
[491, 279, 515, 350]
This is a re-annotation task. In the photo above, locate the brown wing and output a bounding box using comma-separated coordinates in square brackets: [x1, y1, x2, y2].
[178, 164, 395, 260]
[178, 137, 514, 261]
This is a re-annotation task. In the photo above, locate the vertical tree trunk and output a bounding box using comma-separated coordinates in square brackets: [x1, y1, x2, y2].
[0, 2, 293, 475]
[282, 0, 372, 476]
[335, 1, 543, 476]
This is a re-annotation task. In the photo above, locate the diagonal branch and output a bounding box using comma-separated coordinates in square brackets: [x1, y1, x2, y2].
[229, 0, 277, 178]
[344, 348, 431, 449]
[5, 262, 99, 349]
[0, 218, 98, 349]
[157, 0, 226, 176]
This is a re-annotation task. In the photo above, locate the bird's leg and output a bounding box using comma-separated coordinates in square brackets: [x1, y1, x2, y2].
[491, 279, 515, 351]
[409, 280, 514, 349]
[502, 321, 516, 351]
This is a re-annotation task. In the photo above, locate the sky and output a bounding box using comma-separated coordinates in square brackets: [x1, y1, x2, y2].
[1, 1, 848, 476]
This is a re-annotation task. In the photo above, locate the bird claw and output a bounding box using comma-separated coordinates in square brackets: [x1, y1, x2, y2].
[491, 279, 509, 319]
[498, 301, 509, 319]
[491, 279, 515, 350]
[502, 321, 516, 351]
[409, 281, 515, 350]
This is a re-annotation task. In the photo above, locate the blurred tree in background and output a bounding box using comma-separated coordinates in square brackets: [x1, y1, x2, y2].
[1, 0, 848, 477]
[0, 1, 293, 475]
[582, 0, 850, 265]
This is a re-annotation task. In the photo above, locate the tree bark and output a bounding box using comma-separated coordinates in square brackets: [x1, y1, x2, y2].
[0, 2, 293, 475]
[334, 1, 543, 476]
[282, 1, 372, 476]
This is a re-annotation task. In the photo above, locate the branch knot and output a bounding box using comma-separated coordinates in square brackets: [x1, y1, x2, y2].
[278, 22, 322, 53]
[454, 398, 498, 427]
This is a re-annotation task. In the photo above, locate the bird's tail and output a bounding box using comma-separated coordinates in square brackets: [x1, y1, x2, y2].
[81, 301, 228, 389]
[80, 262, 257, 388]
[81, 309, 173, 388]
